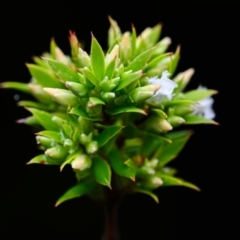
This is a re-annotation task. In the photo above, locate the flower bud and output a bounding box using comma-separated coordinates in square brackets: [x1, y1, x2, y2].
[79, 48, 91, 69]
[142, 176, 163, 189]
[100, 92, 115, 102]
[66, 81, 88, 97]
[36, 136, 54, 149]
[167, 116, 185, 127]
[45, 145, 68, 160]
[174, 105, 195, 116]
[71, 154, 92, 171]
[43, 88, 79, 107]
[130, 85, 161, 102]
[28, 83, 53, 104]
[79, 133, 92, 145]
[86, 141, 98, 154]
[63, 139, 74, 149]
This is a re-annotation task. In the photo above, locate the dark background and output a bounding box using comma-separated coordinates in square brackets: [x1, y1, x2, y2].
[0, 1, 235, 239]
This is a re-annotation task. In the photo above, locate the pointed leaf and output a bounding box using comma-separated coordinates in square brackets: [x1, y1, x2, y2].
[88, 97, 105, 107]
[109, 148, 135, 180]
[114, 70, 142, 91]
[27, 64, 63, 88]
[37, 130, 64, 144]
[27, 108, 58, 131]
[184, 89, 218, 101]
[164, 99, 196, 107]
[0, 82, 31, 93]
[105, 58, 116, 79]
[106, 106, 146, 115]
[184, 115, 218, 125]
[134, 188, 159, 203]
[91, 36, 105, 80]
[27, 154, 48, 165]
[55, 180, 95, 207]
[156, 174, 200, 191]
[96, 125, 122, 147]
[151, 109, 167, 118]
[81, 67, 99, 87]
[70, 107, 103, 121]
[93, 156, 112, 188]
[146, 52, 172, 70]
[167, 46, 180, 75]
[125, 47, 154, 72]
[18, 101, 54, 111]
[155, 130, 193, 166]
[47, 59, 79, 83]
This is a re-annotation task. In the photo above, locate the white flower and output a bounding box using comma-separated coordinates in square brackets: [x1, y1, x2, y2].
[146, 70, 178, 105]
[193, 85, 216, 119]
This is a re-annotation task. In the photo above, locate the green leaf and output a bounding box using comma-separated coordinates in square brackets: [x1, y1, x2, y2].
[36, 130, 64, 144]
[96, 125, 122, 147]
[134, 188, 159, 203]
[26, 64, 63, 88]
[18, 101, 54, 111]
[184, 115, 218, 125]
[184, 89, 218, 101]
[91, 36, 105, 80]
[166, 46, 180, 75]
[106, 106, 146, 115]
[26, 154, 48, 165]
[81, 67, 99, 87]
[0, 82, 31, 94]
[156, 174, 200, 191]
[114, 70, 142, 91]
[33, 56, 51, 68]
[55, 179, 95, 207]
[47, 59, 79, 83]
[27, 108, 58, 131]
[70, 107, 103, 121]
[146, 52, 172, 70]
[93, 156, 112, 188]
[88, 97, 105, 107]
[155, 130, 193, 166]
[109, 147, 135, 180]
[164, 99, 196, 107]
[105, 58, 117, 79]
[151, 109, 167, 118]
[125, 47, 154, 72]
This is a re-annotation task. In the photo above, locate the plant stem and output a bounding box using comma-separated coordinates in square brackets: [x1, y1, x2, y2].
[101, 198, 120, 240]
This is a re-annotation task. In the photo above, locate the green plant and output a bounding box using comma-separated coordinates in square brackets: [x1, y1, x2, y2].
[1, 17, 218, 240]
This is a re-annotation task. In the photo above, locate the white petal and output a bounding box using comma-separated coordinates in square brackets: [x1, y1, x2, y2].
[147, 71, 177, 104]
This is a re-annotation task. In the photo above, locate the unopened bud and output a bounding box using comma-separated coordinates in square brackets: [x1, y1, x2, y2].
[43, 88, 79, 107]
[79, 133, 92, 145]
[86, 141, 98, 154]
[142, 176, 163, 189]
[167, 115, 185, 127]
[66, 81, 88, 97]
[36, 136, 54, 149]
[79, 48, 91, 69]
[101, 92, 115, 102]
[63, 139, 74, 149]
[45, 145, 68, 160]
[71, 154, 92, 171]
[174, 105, 195, 116]
[130, 85, 161, 102]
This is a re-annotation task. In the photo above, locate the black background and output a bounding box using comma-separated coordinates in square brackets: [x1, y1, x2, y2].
[0, 1, 236, 239]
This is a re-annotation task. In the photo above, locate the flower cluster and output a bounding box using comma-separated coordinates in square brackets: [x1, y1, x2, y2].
[1, 18, 217, 205]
